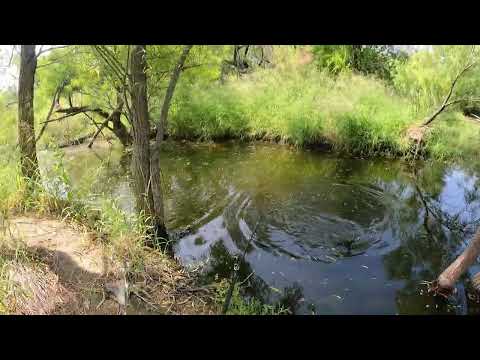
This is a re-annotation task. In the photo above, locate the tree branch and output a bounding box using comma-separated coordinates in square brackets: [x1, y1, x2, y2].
[36, 83, 66, 142]
[155, 45, 193, 143]
[423, 47, 478, 126]
[40, 106, 110, 124]
[87, 98, 124, 148]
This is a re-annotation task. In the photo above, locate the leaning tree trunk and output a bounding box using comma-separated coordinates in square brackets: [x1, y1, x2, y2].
[18, 45, 39, 181]
[129, 45, 158, 244]
[149, 45, 193, 245]
[87, 92, 131, 148]
[432, 228, 480, 297]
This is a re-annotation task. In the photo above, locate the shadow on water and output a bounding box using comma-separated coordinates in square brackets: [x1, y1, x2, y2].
[198, 240, 305, 314]
[39, 140, 480, 314]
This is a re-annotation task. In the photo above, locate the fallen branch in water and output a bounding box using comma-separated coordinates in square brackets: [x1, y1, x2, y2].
[430, 228, 480, 298]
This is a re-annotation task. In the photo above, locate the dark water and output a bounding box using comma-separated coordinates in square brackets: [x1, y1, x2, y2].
[40, 141, 480, 315]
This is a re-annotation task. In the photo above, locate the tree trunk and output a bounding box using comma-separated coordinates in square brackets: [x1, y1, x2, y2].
[129, 45, 163, 245]
[88, 92, 131, 148]
[110, 92, 132, 147]
[149, 45, 192, 245]
[18, 45, 39, 181]
[433, 229, 480, 296]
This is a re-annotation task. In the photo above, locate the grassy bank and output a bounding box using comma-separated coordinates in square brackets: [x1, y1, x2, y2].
[170, 62, 480, 161]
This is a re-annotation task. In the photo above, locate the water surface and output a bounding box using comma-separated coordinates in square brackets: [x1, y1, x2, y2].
[39, 141, 480, 314]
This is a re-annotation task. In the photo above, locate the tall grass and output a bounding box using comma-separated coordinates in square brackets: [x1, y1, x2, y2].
[171, 60, 414, 156]
[170, 52, 480, 161]
[424, 113, 480, 161]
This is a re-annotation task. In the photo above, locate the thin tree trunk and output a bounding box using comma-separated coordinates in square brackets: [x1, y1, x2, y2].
[18, 45, 39, 181]
[433, 229, 480, 296]
[149, 45, 193, 243]
[36, 82, 65, 143]
[129, 45, 157, 244]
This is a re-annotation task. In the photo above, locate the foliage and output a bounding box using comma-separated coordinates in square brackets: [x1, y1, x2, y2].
[170, 59, 414, 156]
[393, 45, 480, 116]
[312, 45, 406, 82]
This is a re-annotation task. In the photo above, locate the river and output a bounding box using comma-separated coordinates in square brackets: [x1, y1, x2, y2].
[39, 140, 480, 314]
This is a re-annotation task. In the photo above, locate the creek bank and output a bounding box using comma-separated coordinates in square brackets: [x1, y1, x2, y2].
[1, 215, 219, 315]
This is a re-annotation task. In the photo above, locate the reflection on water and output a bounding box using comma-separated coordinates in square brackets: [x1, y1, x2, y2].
[38, 141, 480, 314]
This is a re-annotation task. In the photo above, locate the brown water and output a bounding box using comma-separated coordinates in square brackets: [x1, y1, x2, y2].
[39, 141, 480, 315]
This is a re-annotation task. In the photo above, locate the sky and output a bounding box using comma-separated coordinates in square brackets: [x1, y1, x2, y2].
[0, 45, 63, 91]
[0, 45, 17, 90]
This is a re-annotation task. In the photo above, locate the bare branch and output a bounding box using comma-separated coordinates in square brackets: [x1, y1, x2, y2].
[41, 106, 110, 124]
[36, 83, 65, 142]
[7, 46, 14, 67]
[423, 51, 478, 126]
[88, 97, 124, 148]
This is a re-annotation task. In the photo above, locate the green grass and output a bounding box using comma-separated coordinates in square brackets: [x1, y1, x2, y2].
[423, 112, 480, 161]
[170, 61, 480, 161]
[170, 65, 413, 155]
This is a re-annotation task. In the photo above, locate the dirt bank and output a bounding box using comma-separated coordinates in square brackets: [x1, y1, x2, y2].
[1, 215, 218, 315]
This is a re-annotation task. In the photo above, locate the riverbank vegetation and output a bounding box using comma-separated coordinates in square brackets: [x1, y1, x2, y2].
[4, 45, 480, 160]
[171, 46, 480, 160]
[2, 45, 480, 314]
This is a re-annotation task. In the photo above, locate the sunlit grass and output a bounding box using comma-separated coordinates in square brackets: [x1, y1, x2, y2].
[171, 61, 480, 161]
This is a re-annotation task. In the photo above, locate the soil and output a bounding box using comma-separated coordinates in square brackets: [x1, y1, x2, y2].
[2, 215, 218, 315]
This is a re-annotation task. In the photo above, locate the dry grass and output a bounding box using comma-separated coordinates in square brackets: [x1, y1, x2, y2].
[129, 249, 218, 314]
[4, 261, 74, 315]
[1, 215, 219, 315]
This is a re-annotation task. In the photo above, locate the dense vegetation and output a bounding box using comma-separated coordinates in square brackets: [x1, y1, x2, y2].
[2, 45, 480, 314]
[3, 45, 480, 162]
